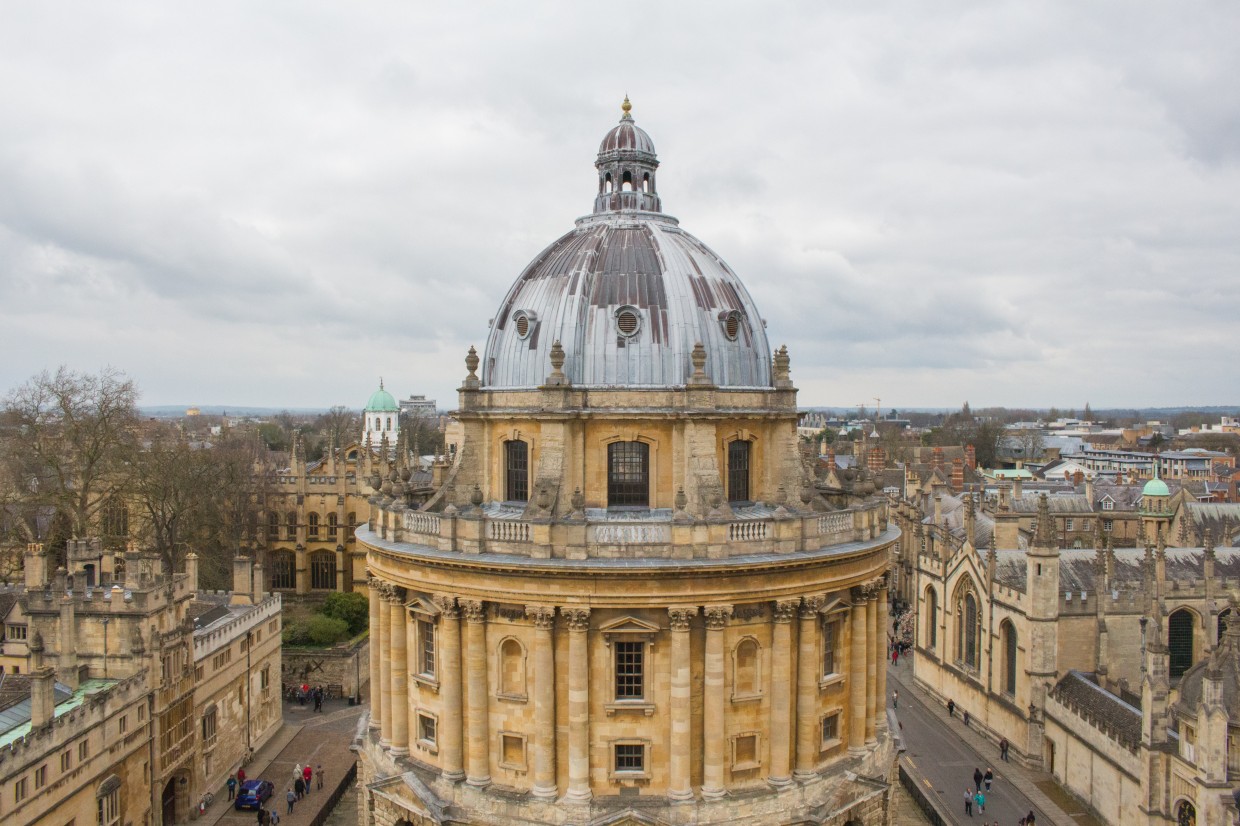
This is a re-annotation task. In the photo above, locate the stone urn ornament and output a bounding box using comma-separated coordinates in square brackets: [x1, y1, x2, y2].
[470, 484, 484, 507]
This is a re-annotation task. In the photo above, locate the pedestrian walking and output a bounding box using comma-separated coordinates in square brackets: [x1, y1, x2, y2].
[891, 647, 899, 666]
[256, 808, 268, 826]
[269, 809, 280, 826]
[293, 763, 302, 785]
[303, 763, 313, 791]
[238, 768, 247, 783]
[316, 764, 324, 790]
[974, 789, 985, 813]
[984, 767, 993, 791]
[313, 687, 323, 712]
[1026, 811, 1036, 825]
[964, 788, 973, 816]
[1000, 737, 1010, 762]
[973, 767, 983, 793]
[963, 709, 971, 726]
[294, 777, 305, 800]
[286, 788, 296, 814]
[227, 774, 237, 801]
[892, 690, 898, 708]
[947, 699, 956, 717]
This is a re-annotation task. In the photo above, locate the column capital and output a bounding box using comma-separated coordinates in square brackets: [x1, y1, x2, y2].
[703, 605, 733, 630]
[561, 607, 591, 631]
[773, 599, 798, 624]
[525, 605, 556, 629]
[431, 594, 459, 618]
[460, 599, 486, 624]
[387, 586, 406, 604]
[668, 606, 697, 631]
[851, 584, 870, 603]
[799, 595, 825, 618]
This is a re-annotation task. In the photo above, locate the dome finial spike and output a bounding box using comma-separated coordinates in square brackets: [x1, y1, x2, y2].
[621, 95, 632, 119]
[379, 376, 384, 391]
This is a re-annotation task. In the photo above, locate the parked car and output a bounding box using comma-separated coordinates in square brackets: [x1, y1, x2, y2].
[234, 779, 274, 810]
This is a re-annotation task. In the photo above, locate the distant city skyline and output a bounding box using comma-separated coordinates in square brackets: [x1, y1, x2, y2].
[3, 4, 1238, 409]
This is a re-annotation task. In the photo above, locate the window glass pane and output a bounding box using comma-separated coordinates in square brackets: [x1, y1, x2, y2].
[614, 641, 644, 699]
[727, 440, 750, 502]
[419, 620, 436, 677]
[608, 442, 649, 507]
[615, 744, 644, 771]
[505, 441, 529, 502]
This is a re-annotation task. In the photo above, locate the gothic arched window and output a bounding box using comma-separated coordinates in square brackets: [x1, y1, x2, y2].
[1001, 620, 1018, 695]
[954, 580, 981, 670]
[285, 511, 297, 541]
[310, 551, 336, 590]
[1169, 609, 1195, 678]
[307, 512, 320, 539]
[270, 551, 294, 590]
[925, 587, 938, 650]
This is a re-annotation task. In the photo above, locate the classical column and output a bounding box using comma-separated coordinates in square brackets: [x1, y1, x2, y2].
[368, 578, 382, 729]
[461, 599, 491, 787]
[795, 596, 825, 779]
[865, 588, 878, 744]
[389, 594, 409, 755]
[768, 599, 798, 787]
[432, 595, 465, 781]
[701, 605, 732, 799]
[876, 581, 889, 732]
[379, 584, 393, 747]
[563, 607, 592, 802]
[668, 606, 697, 802]
[848, 587, 868, 751]
[526, 606, 558, 799]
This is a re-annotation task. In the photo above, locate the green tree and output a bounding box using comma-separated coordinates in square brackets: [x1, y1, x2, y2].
[322, 591, 369, 635]
[305, 614, 350, 646]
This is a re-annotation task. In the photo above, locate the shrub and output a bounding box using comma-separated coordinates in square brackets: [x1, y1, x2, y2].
[305, 614, 350, 646]
[282, 620, 312, 646]
[322, 591, 370, 635]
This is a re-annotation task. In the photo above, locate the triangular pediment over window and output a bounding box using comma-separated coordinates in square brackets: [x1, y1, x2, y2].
[599, 615, 660, 646]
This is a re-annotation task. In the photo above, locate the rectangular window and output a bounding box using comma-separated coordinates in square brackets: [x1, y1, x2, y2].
[137, 705, 144, 722]
[201, 708, 217, 749]
[1103, 519, 1113, 532]
[98, 788, 120, 826]
[61, 750, 71, 772]
[418, 713, 437, 746]
[614, 743, 644, 773]
[15, 776, 27, 802]
[821, 712, 840, 745]
[614, 641, 644, 700]
[504, 440, 529, 502]
[118, 715, 127, 735]
[1065, 519, 1074, 531]
[499, 733, 526, 770]
[34, 764, 47, 788]
[732, 733, 760, 771]
[607, 441, 650, 507]
[79, 741, 89, 761]
[418, 620, 436, 678]
[727, 440, 751, 503]
[6, 624, 27, 641]
[260, 666, 270, 690]
[822, 620, 837, 676]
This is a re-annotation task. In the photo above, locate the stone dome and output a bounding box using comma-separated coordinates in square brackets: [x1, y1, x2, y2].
[482, 101, 772, 390]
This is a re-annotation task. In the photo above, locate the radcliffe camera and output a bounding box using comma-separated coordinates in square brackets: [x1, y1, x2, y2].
[0, 6, 1237, 826]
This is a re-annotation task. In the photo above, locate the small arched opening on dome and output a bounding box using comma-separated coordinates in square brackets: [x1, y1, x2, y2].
[512, 310, 537, 341]
[622, 170, 633, 191]
[719, 309, 744, 342]
[642, 173, 650, 193]
[614, 305, 641, 338]
[604, 172, 613, 193]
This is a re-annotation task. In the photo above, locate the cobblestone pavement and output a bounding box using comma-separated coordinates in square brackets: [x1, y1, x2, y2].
[199, 698, 364, 826]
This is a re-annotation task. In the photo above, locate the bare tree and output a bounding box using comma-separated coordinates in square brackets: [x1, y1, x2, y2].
[317, 405, 359, 449]
[0, 367, 139, 555]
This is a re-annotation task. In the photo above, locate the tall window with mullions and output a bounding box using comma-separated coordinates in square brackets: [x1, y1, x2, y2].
[607, 441, 649, 507]
[727, 440, 751, 503]
[505, 440, 529, 502]
[614, 641, 644, 699]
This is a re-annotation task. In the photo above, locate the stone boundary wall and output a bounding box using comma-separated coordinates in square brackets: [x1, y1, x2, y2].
[282, 635, 370, 700]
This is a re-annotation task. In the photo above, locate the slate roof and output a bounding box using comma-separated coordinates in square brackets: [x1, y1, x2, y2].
[1182, 502, 1240, 544]
[923, 493, 995, 549]
[1007, 493, 1094, 514]
[990, 546, 1240, 594]
[1049, 670, 1141, 751]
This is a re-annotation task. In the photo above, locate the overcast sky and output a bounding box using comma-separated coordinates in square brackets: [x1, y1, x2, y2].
[2, 2, 1238, 412]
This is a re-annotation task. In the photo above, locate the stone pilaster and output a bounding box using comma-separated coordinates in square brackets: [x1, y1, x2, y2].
[865, 589, 878, 744]
[368, 578, 382, 730]
[379, 584, 393, 747]
[702, 605, 732, 799]
[563, 607, 592, 802]
[795, 595, 825, 779]
[768, 599, 798, 787]
[876, 581, 889, 731]
[526, 606, 558, 798]
[849, 587, 868, 751]
[668, 606, 697, 801]
[389, 594, 409, 755]
[432, 595, 465, 781]
[461, 599, 491, 787]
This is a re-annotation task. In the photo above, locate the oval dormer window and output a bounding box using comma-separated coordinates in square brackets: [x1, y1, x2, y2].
[614, 306, 641, 338]
[512, 310, 537, 340]
[719, 310, 744, 341]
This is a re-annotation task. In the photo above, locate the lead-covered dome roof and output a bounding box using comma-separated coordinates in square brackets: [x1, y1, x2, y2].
[482, 101, 772, 389]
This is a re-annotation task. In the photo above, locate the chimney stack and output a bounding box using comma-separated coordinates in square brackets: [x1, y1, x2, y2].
[951, 458, 964, 492]
[184, 552, 199, 592]
[231, 556, 254, 606]
[29, 631, 56, 727]
[253, 561, 265, 604]
[965, 444, 977, 470]
[24, 543, 47, 590]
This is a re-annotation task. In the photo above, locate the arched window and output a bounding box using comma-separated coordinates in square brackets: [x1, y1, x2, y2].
[1001, 620, 1018, 695]
[310, 551, 336, 590]
[267, 513, 280, 541]
[733, 638, 760, 697]
[1217, 608, 1232, 647]
[270, 552, 295, 589]
[307, 512, 320, 539]
[498, 638, 527, 698]
[608, 441, 649, 507]
[622, 170, 633, 191]
[605, 173, 613, 193]
[727, 440, 751, 503]
[642, 173, 650, 193]
[285, 511, 297, 540]
[925, 588, 938, 650]
[1169, 609, 1195, 678]
[102, 498, 129, 548]
[505, 440, 529, 502]
[959, 593, 980, 669]
[327, 512, 338, 540]
[1177, 800, 1196, 826]
[346, 512, 357, 543]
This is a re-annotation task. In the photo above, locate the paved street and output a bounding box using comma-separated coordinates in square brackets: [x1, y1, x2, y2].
[888, 656, 1097, 826]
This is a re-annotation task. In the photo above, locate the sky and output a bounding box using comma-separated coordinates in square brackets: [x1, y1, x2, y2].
[2, 2, 1238, 412]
